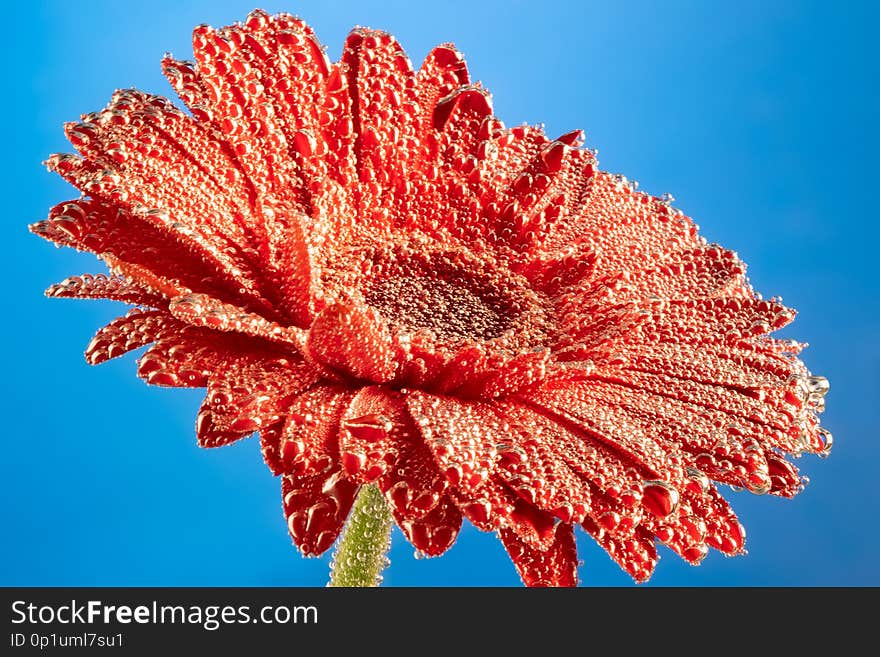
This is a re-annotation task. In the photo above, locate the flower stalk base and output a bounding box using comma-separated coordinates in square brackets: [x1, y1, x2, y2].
[328, 484, 393, 587]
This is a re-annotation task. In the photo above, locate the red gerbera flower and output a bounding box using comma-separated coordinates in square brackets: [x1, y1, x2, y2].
[31, 9, 831, 586]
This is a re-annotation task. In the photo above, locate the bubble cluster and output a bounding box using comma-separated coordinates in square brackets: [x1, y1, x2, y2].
[365, 273, 510, 342]
[32, 9, 831, 586]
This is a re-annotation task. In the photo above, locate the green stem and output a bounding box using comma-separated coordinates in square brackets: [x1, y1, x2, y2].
[328, 484, 393, 587]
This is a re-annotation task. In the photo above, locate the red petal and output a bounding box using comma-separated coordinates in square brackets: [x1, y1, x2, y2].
[469, 400, 593, 524]
[243, 10, 329, 137]
[499, 522, 578, 587]
[616, 246, 749, 302]
[138, 332, 233, 389]
[405, 392, 499, 493]
[615, 341, 797, 391]
[432, 344, 491, 394]
[86, 309, 180, 365]
[268, 212, 315, 327]
[518, 242, 598, 295]
[395, 332, 451, 390]
[408, 52, 487, 241]
[425, 87, 496, 241]
[417, 44, 469, 129]
[376, 402, 448, 520]
[194, 405, 253, 449]
[168, 293, 306, 350]
[466, 349, 553, 400]
[501, 402, 652, 538]
[641, 485, 746, 564]
[486, 137, 595, 251]
[101, 253, 190, 299]
[448, 477, 516, 532]
[198, 358, 319, 444]
[588, 368, 794, 434]
[542, 171, 702, 279]
[101, 88, 256, 227]
[278, 385, 356, 477]
[259, 420, 286, 475]
[44, 273, 164, 307]
[397, 495, 462, 557]
[480, 125, 552, 205]
[766, 454, 803, 497]
[228, 12, 358, 250]
[582, 298, 796, 353]
[319, 64, 359, 189]
[341, 29, 420, 198]
[57, 92, 269, 305]
[306, 303, 397, 383]
[506, 498, 560, 550]
[138, 323, 305, 389]
[582, 517, 658, 583]
[161, 56, 212, 122]
[432, 85, 492, 133]
[695, 488, 747, 555]
[338, 386, 404, 483]
[282, 471, 359, 556]
[518, 378, 668, 474]
[574, 378, 802, 468]
[188, 22, 324, 326]
[190, 22, 306, 223]
[32, 199, 263, 310]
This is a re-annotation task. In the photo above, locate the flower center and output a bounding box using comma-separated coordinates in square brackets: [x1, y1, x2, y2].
[365, 274, 512, 342]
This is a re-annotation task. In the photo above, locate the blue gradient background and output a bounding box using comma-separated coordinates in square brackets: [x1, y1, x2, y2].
[3, 0, 877, 586]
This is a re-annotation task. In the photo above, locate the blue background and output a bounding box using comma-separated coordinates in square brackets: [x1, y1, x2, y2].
[3, 0, 877, 586]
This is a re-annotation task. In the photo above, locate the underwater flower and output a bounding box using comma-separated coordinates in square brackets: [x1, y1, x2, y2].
[32, 9, 830, 586]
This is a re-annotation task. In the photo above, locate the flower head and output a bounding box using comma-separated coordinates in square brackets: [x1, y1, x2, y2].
[32, 9, 830, 586]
